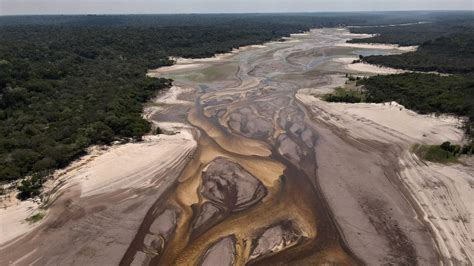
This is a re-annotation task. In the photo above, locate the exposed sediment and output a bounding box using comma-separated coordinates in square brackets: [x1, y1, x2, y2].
[201, 157, 267, 212]
[199, 235, 237, 266]
[1, 27, 470, 265]
[249, 220, 306, 263]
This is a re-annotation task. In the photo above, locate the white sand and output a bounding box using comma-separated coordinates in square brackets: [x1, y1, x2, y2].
[47, 133, 195, 199]
[332, 57, 358, 65]
[0, 200, 40, 245]
[290, 33, 309, 36]
[341, 32, 377, 39]
[297, 89, 472, 263]
[333, 56, 405, 74]
[149, 44, 269, 77]
[336, 42, 418, 51]
[400, 153, 474, 263]
[346, 62, 404, 74]
[298, 75, 347, 95]
[170, 44, 267, 65]
[152, 86, 194, 106]
[297, 93, 464, 144]
[148, 63, 205, 76]
[46, 85, 197, 199]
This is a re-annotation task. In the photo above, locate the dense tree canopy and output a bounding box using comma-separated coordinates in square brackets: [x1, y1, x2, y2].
[361, 33, 474, 74]
[349, 15, 474, 74]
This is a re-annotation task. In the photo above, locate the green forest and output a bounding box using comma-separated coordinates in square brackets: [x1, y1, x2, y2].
[361, 33, 474, 74]
[349, 15, 474, 74]
[348, 13, 474, 46]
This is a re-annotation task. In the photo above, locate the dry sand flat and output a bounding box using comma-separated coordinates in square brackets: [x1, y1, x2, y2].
[0, 199, 40, 245]
[148, 44, 268, 78]
[332, 56, 405, 74]
[296, 94, 464, 144]
[296, 71, 472, 264]
[400, 153, 474, 263]
[336, 42, 418, 51]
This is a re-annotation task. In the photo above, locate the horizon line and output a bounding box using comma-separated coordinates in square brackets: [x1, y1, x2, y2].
[2, 9, 473, 17]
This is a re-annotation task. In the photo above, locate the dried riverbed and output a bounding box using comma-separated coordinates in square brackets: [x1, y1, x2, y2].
[2, 28, 468, 265]
[132, 28, 441, 265]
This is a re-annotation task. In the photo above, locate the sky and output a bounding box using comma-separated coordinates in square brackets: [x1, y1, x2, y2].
[1, 0, 473, 15]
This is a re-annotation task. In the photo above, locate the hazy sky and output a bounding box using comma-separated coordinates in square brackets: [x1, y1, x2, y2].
[1, 0, 473, 15]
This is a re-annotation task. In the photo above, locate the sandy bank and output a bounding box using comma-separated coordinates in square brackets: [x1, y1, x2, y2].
[0, 86, 198, 247]
[150, 86, 194, 106]
[336, 42, 418, 51]
[347, 62, 404, 74]
[50, 132, 195, 200]
[149, 44, 270, 77]
[341, 32, 376, 39]
[297, 88, 471, 264]
[148, 63, 205, 75]
[400, 152, 474, 264]
[0, 200, 40, 245]
[333, 56, 405, 74]
[298, 75, 347, 95]
[297, 93, 464, 144]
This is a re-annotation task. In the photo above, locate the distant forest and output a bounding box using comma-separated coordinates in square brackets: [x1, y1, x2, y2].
[349, 15, 474, 73]
[0, 12, 473, 192]
[347, 14, 474, 140]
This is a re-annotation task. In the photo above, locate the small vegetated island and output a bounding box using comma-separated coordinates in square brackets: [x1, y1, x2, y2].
[325, 14, 474, 161]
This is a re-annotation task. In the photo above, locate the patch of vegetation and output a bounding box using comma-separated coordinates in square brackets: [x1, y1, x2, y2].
[322, 86, 366, 103]
[25, 212, 45, 223]
[414, 141, 472, 163]
[357, 73, 474, 136]
[16, 172, 49, 200]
